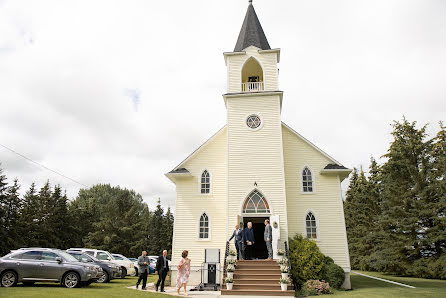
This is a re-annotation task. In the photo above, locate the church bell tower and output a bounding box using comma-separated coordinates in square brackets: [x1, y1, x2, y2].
[224, 0, 288, 258]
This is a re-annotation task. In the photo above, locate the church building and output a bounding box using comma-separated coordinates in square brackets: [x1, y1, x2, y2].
[166, 1, 352, 289]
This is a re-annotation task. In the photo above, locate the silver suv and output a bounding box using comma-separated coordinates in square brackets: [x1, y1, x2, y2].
[0, 248, 102, 288]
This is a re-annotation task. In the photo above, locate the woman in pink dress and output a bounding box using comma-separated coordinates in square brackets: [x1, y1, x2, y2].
[176, 250, 191, 296]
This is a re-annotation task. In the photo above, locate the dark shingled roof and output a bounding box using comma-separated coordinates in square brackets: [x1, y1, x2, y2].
[169, 168, 190, 174]
[324, 164, 348, 170]
[234, 2, 271, 52]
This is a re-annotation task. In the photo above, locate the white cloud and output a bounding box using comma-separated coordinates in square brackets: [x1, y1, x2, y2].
[0, 0, 445, 210]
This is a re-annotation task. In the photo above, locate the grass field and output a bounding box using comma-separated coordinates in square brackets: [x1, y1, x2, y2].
[332, 271, 446, 297]
[0, 271, 445, 297]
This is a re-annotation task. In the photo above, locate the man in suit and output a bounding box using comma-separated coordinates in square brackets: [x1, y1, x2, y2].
[264, 219, 273, 260]
[243, 222, 255, 260]
[155, 250, 169, 292]
[229, 224, 244, 260]
[136, 251, 150, 290]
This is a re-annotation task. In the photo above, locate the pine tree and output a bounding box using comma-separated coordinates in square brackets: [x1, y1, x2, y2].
[163, 207, 174, 258]
[0, 166, 10, 255]
[372, 118, 432, 275]
[20, 183, 40, 247]
[148, 198, 165, 256]
[2, 179, 23, 252]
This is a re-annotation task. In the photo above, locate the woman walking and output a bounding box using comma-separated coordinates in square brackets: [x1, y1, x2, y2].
[176, 250, 191, 296]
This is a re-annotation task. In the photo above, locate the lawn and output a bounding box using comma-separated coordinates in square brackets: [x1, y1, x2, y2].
[1, 271, 445, 297]
[332, 271, 446, 297]
[0, 274, 175, 298]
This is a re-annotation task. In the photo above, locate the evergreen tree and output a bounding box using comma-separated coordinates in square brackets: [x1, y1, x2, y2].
[163, 207, 174, 258]
[2, 179, 23, 252]
[0, 167, 10, 255]
[20, 183, 40, 247]
[148, 198, 165, 256]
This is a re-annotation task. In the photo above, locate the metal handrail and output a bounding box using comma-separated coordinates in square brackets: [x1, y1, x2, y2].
[222, 241, 230, 283]
[284, 241, 297, 291]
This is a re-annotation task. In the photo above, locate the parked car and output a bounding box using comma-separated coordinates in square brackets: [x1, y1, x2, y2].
[0, 248, 102, 288]
[66, 251, 121, 283]
[68, 248, 134, 278]
[111, 253, 136, 277]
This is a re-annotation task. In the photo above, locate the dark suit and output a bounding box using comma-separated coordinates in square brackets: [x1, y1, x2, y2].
[243, 227, 255, 260]
[136, 255, 149, 289]
[155, 255, 169, 291]
[229, 229, 244, 260]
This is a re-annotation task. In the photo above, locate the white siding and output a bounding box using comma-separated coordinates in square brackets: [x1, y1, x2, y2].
[171, 128, 228, 268]
[226, 94, 288, 243]
[282, 125, 351, 270]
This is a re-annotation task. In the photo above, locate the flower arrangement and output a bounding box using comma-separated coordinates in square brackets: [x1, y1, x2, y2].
[225, 277, 233, 283]
[227, 264, 235, 272]
[277, 249, 285, 256]
[277, 257, 288, 265]
[229, 249, 237, 256]
[302, 280, 332, 296]
[279, 277, 290, 284]
[227, 258, 236, 265]
[280, 265, 289, 273]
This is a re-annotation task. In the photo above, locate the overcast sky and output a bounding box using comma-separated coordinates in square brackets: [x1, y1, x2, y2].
[1, 0, 445, 211]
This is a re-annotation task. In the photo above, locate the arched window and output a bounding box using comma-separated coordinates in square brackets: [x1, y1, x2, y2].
[201, 170, 210, 194]
[302, 167, 313, 192]
[243, 190, 270, 214]
[241, 57, 264, 92]
[199, 213, 209, 239]
[305, 212, 317, 239]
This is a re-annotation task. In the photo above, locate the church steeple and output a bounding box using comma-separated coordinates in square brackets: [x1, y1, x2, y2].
[234, 0, 271, 52]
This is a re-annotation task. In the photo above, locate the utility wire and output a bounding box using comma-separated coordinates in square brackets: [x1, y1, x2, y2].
[0, 143, 88, 188]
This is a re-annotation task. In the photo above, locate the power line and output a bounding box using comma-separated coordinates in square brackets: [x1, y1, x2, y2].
[0, 143, 88, 188]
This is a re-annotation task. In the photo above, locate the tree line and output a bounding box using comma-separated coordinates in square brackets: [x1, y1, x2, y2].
[0, 170, 174, 258]
[344, 118, 445, 279]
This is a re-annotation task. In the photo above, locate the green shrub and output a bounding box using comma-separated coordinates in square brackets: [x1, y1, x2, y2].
[289, 234, 325, 288]
[302, 280, 332, 296]
[321, 262, 345, 289]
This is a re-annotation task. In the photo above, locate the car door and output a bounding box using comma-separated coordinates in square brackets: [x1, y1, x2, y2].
[11, 251, 42, 279]
[39, 251, 65, 280]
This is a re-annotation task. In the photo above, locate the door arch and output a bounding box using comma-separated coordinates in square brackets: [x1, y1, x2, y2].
[241, 189, 271, 215]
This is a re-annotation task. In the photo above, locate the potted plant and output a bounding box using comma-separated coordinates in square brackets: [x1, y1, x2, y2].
[277, 257, 288, 265]
[277, 249, 285, 256]
[227, 258, 236, 265]
[279, 277, 290, 291]
[227, 264, 235, 279]
[229, 249, 237, 260]
[280, 265, 289, 278]
[225, 277, 234, 290]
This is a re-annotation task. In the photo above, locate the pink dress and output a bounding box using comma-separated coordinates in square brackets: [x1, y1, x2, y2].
[176, 258, 191, 289]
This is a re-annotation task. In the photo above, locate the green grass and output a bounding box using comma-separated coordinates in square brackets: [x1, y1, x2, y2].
[1, 271, 445, 297]
[0, 274, 175, 298]
[331, 271, 446, 297]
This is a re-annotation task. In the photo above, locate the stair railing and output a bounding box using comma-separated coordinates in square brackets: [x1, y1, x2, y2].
[222, 240, 230, 283]
[284, 240, 297, 291]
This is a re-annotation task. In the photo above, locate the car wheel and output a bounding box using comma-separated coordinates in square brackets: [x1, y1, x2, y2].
[1, 270, 18, 287]
[97, 271, 109, 283]
[133, 268, 138, 277]
[62, 272, 80, 288]
[22, 281, 35, 286]
[120, 267, 127, 279]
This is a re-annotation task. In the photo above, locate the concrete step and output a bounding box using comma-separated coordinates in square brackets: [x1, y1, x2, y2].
[221, 289, 295, 296]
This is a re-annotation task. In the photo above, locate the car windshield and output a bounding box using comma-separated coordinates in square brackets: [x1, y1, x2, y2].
[96, 252, 111, 260]
[58, 251, 79, 262]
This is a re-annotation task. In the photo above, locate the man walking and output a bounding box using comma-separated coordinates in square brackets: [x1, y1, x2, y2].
[264, 219, 273, 260]
[243, 222, 255, 260]
[155, 250, 169, 292]
[229, 224, 244, 260]
[136, 251, 149, 290]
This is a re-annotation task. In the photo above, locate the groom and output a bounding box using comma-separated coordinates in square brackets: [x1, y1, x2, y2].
[264, 219, 273, 260]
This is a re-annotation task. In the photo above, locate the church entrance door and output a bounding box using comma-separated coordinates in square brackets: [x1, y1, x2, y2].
[242, 216, 269, 260]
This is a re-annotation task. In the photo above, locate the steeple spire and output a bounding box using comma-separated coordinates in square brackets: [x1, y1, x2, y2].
[234, 1, 271, 52]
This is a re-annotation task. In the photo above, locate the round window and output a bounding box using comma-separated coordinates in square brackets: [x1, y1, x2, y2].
[246, 114, 261, 129]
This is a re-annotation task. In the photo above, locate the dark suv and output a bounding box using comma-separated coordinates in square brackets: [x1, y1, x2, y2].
[0, 248, 102, 288]
[66, 251, 121, 283]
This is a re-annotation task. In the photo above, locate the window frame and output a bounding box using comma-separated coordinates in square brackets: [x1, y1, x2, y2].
[303, 210, 319, 240]
[301, 165, 315, 194]
[199, 169, 212, 195]
[244, 113, 264, 131]
[197, 212, 211, 241]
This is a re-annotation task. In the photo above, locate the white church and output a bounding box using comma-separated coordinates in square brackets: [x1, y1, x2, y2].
[166, 1, 352, 290]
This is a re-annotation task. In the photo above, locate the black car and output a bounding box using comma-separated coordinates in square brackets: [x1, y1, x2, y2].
[66, 251, 121, 283]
